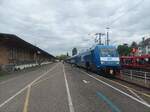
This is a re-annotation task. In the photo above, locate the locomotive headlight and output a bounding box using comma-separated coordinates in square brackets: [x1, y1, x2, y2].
[101, 61, 105, 64]
[116, 61, 119, 64]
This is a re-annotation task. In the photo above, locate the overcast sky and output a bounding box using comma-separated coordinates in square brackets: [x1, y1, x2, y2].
[0, 0, 150, 56]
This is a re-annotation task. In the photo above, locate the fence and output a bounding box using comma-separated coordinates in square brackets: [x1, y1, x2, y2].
[121, 69, 150, 86]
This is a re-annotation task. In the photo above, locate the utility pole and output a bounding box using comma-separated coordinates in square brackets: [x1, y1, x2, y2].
[106, 27, 110, 45]
[95, 33, 105, 45]
[142, 37, 145, 55]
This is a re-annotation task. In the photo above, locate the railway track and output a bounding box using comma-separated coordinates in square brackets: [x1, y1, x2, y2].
[73, 65, 150, 95]
[67, 63, 150, 104]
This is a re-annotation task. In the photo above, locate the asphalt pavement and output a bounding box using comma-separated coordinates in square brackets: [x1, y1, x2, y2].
[0, 62, 149, 112]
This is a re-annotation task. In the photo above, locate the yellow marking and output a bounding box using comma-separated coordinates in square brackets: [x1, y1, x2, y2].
[23, 85, 31, 112]
[78, 68, 150, 98]
[22, 65, 57, 112]
[105, 78, 150, 98]
[127, 88, 147, 103]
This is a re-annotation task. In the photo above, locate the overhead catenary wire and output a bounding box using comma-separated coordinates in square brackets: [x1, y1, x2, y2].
[109, 0, 145, 27]
[81, 0, 145, 48]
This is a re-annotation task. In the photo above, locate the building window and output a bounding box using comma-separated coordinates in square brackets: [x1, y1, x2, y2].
[138, 47, 141, 50]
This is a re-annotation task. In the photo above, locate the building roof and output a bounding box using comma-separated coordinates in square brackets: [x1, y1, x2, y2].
[0, 33, 55, 58]
[138, 38, 150, 47]
[144, 38, 150, 46]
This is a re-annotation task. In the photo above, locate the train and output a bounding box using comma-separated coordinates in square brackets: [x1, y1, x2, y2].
[67, 45, 121, 75]
[120, 55, 150, 71]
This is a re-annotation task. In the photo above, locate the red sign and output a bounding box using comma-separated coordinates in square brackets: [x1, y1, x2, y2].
[132, 48, 138, 53]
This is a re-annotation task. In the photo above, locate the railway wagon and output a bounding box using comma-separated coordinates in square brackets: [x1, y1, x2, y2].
[120, 55, 150, 71]
[68, 45, 120, 75]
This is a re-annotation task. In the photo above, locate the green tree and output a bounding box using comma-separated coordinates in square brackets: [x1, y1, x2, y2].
[56, 54, 70, 60]
[117, 44, 131, 56]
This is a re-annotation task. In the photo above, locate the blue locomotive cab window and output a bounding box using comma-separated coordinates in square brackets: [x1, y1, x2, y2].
[100, 48, 118, 57]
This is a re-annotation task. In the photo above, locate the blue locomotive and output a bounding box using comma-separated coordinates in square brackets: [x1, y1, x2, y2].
[68, 45, 120, 75]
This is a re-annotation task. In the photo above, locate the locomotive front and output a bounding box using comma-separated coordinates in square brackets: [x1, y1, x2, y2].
[98, 46, 120, 74]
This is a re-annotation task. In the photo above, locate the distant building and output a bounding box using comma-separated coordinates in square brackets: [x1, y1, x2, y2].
[138, 38, 150, 55]
[0, 33, 55, 71]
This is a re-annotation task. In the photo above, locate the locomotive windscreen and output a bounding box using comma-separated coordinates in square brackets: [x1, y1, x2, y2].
[100, 48, 119, 57]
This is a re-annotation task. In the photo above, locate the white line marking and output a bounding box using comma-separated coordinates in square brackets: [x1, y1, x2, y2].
[32, 75, 55, 87]
[0, 86, 28, 108]
[128, 89, 147, 104]
[0, 64, 57, 108]
[63, 64, 75, 112]
[82, 80, 89, 84]
[0, 76, 22, 85]
[80, 70, 150, 108]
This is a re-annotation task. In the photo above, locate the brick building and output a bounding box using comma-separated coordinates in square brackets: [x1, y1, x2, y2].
[0, 33, 55, 71]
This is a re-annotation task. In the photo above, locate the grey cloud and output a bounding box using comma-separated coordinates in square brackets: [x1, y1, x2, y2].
[0, 0, 150, 56]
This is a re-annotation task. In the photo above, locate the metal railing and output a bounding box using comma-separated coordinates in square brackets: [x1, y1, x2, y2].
[121, 69, 150, 84]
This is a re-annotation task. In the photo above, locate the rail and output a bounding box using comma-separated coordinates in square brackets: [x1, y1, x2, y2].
[121, 69, 150, 84]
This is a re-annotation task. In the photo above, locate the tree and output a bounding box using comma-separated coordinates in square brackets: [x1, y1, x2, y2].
[56, 54, 70, 60]
[72, 48, 77, 56]
[130, 41, 138, 49]
[117, 44, 131, 56]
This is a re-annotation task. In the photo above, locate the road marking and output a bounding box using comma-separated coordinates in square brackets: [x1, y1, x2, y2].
[80, 69, 150, 98]
[80, 70, 150, 108]
[0, 86, 28, 108]
[112, 81, 150, 98]
[128, 89, 147, 104]
[32, 75, 55, 87]
[0, 64, 57, 108]
[96, 92, 121, 112]
[103, 77, 150, 98]
[63, 64, 75, 112]
[23, 85, 31, 112]
[82, 80, 89, 84]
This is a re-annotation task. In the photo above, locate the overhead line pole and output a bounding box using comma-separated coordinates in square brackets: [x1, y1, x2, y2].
[106, 27, 110, 45]
[95, 33, 105, 45]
